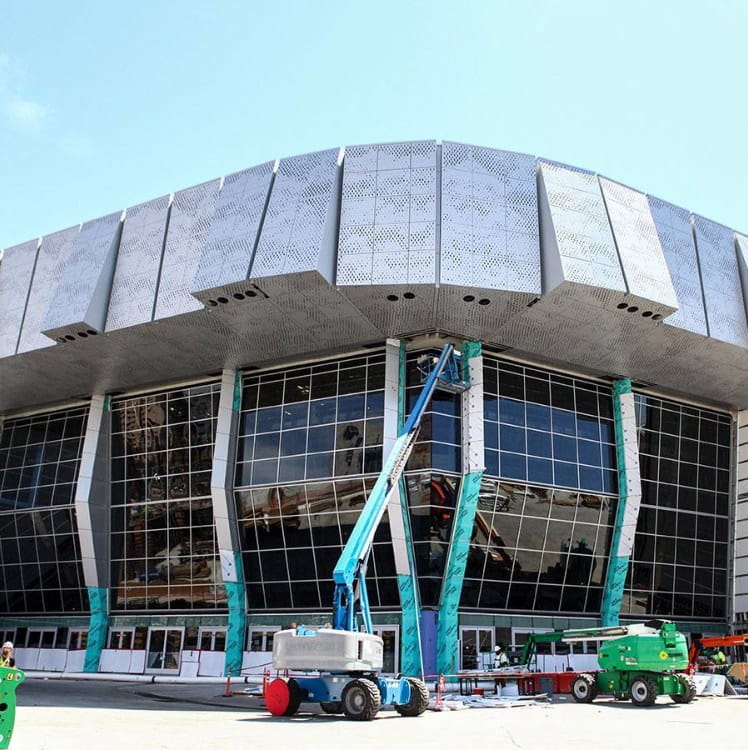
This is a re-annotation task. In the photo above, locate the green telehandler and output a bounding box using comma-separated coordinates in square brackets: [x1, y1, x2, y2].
[520, 619, 696, 706]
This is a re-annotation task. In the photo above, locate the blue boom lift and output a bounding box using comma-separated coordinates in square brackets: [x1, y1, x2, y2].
[265, 343, 469, 720]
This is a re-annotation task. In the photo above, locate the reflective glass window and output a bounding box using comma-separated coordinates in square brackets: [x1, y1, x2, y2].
[110, 383, 225, 612]
[625, 394, 731, 622]
[461, 479, 614, 615]
[483, 358, 617, 494]
[0, 407, 89, 614]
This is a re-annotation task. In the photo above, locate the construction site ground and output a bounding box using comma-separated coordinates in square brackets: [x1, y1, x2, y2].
[12, 677, 748, 750]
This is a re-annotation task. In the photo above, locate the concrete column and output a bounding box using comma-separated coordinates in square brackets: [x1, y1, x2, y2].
[601, 380, 642, 626]
[385, 339, 423, 677]
[437, 341, 483, 678]
[211, 370, 246, 677]
[74, 394, 111, 672]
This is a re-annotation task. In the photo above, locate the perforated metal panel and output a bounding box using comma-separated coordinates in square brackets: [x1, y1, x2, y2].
[599, 178, 678, 315]
[251, 149, 340, 282]
[735, 234, 748, 331]
[7, 142, 748, 417]
[647, 196, 708, 335]
[441, 142, 540, 292]
[192, 161, 275, 303]
[17, 224, 80, 353]
[538, 161, 625, 295]
[106, 195, 170, 331]
[0, 239, 39, 358]
[693, 215, 748, 347]
[42, 211, 123, 342]
[337, 141, 437, 287]
[154, 179, 220, 320]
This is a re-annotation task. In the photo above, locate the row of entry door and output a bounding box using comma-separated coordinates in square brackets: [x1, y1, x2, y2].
[146, 628, 183, 671]
[144, 626, 400, 674]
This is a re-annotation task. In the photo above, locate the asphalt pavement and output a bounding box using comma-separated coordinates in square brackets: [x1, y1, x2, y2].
[11, 676, 748, 750]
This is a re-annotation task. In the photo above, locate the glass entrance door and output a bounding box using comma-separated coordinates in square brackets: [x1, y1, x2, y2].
[459, 627, 493, 670]
[373, 626, 399, 675]
[146, 627, 183, 673]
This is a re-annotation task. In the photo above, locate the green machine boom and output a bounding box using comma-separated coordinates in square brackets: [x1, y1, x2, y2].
[0, 666, 25, 749]
[521, 620, 695, 707]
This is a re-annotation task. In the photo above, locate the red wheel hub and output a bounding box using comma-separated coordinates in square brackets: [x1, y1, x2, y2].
[265, 678, 291, 716]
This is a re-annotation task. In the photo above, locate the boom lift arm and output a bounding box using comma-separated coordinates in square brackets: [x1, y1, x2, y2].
[332, 343, 467, 634]
[267, 342, 468, 721]
[519, 622, 656, 669]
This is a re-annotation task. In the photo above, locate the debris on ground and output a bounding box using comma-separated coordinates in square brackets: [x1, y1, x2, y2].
[429, 693, 549, 710]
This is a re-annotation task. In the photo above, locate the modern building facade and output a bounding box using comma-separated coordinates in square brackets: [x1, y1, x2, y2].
[0, 140, 746, 679]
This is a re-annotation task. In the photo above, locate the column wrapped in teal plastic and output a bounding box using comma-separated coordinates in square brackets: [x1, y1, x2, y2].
[437, 341, 482, 677]
[225, 551, 247, 677]
[601, 378, 633, 627]
[396, 341, 423, 677]
[84, 587, 108, 672]
[224, 372, 247, 677]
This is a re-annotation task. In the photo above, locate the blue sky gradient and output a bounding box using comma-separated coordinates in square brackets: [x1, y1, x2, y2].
[1, 0, 747, 248]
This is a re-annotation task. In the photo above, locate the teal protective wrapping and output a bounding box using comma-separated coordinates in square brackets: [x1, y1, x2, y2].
[436, 340, 482, 677]
[224, 372, 247, 677]
[600, 379, 632, 627]
[84, 587, 108, 673]
[436, 470, 482, 676]
[224, 551, 247, 677]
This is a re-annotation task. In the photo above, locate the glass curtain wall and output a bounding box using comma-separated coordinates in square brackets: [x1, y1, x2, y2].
[233, 352, 398, 613]
[624, 395, 731, 620]
[0, 407, 89, 613]
[461, 357, 618, 614]
[483, 359, 617, 493]
[110, 383, 226, 611]
[461, 481, 615, 613]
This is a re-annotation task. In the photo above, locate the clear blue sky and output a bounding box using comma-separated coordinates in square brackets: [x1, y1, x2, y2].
[1, 0, 747, 249]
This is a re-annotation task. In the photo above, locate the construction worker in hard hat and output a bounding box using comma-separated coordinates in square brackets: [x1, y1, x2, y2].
[494, 643, 509, 669]
[1, 642, 15, 668]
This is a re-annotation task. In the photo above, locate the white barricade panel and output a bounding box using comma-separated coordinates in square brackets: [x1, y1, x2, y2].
[197, 651, 224, 677]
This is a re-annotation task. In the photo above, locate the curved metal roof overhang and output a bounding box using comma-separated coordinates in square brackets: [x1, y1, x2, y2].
[1, 140, 747, 415]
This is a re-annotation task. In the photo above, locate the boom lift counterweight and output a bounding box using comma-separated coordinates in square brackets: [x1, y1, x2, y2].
[266, 343, 468, 720]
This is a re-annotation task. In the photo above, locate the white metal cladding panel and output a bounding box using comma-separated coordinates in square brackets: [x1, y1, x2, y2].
[647, 196, 708, 335]
[212, 369, 239, 573]
[440, 142, 540, 292]
[42, 211, 123, 335]
[462, 353, 484, 473]
[192, 161, 275, 297]
[106, 195, 170, 331]
[599, 178, 678, 312]
[538, 161, 625, 292]
[251, 149, 339, 280]
[617, 391, 642, 557]
[17, 224, 80, 353]
[75, 394, 107, 587]
[337, 141, 437, 286]
[0, 239, 39, 358]
[693, 215, 748, 347]
[383, 339, 410, 575]
[154, 179, 220, 320]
